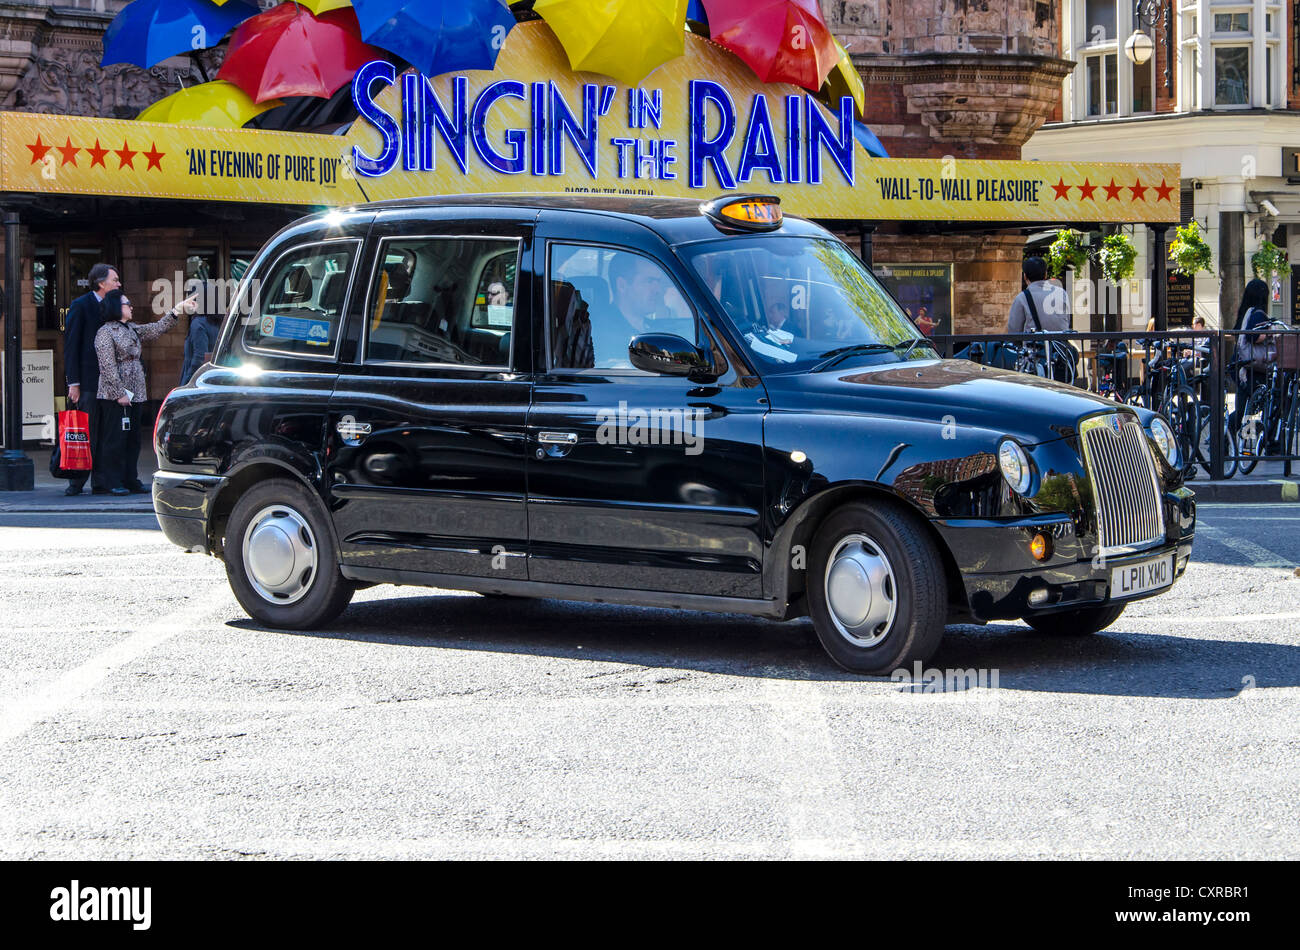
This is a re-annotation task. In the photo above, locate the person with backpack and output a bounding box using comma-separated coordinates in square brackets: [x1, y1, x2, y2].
[1005, 257, 1076, 382]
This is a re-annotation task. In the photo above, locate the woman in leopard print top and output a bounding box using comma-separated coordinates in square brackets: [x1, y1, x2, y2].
[92, 289, 195, 494]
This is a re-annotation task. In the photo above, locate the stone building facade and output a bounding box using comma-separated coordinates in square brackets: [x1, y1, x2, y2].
[824, 1, 1074, 331]
[0, 0, 286, 397]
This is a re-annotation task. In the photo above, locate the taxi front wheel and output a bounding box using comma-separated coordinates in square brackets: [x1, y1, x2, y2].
[224, 478, 353, 629]
[1024, 603, 1126, 636]
[807, 501, 947, 675]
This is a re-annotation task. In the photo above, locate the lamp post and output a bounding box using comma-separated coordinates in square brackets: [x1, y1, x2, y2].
[1, 210, 34, 491]
[1126, 0, 1174, 96]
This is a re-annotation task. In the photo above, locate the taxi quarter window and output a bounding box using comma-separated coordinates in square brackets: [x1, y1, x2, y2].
[242, 241, 357, 357]
[366, 237, 519, 367]
[548, 244, 696, 371]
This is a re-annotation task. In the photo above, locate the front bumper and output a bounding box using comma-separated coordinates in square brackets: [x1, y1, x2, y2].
[937, 488, 1195, 622]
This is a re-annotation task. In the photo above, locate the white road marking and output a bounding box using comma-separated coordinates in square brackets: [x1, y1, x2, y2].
[762, 671, 859, 857]
[1195, 524, 1293, 569]
[0, 588, 228, 747]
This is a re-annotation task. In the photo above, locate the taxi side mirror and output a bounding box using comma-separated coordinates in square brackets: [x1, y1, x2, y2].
[628, 333, 716, 381]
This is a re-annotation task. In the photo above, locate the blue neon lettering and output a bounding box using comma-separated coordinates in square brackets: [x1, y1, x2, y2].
[471, 80, 527, 175]
[688, 80, 736, 189]
[351, 61, 400, 177]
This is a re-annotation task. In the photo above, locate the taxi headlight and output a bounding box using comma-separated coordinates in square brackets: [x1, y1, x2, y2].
[1147, 415, 1179, 466]
[998, 439, 1033, 495]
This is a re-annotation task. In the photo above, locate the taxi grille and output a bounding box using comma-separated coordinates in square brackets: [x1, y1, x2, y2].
[1082, 415, 1165, 552]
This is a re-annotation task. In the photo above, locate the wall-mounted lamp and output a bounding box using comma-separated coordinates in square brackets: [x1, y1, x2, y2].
[1126, 1, 1174, 95]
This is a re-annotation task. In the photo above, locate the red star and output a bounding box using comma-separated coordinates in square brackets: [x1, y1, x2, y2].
[86, 138, 109, 168]
[56, 137, 79, 166]
[142, 141, 165, 171]
[1051, 177, 1072, 200]
[1129, 178, 1148, 201]
[114, 140, 137, 169]
[26, 135, 50, 164]
[1154, 178, 1174, 202]
[1103, 178, 1123, 201]
[1077, 178, 1097, 200]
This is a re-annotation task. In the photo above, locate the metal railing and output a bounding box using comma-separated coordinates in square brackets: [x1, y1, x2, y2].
[929, 327, 1300, 480]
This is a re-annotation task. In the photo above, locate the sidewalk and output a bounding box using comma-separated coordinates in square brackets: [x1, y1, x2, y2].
[1, 443, 1296, 514]
[0, 444, 158, 514]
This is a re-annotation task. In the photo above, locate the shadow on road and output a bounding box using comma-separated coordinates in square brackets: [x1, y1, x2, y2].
[227, 593, 1298, 698]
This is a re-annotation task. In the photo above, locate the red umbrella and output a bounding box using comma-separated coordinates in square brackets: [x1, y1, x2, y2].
[217, 4, 381, 103]
[702, 0, 838, 91]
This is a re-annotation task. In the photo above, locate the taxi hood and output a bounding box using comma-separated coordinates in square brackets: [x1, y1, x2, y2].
[761, 358, 1124, 446]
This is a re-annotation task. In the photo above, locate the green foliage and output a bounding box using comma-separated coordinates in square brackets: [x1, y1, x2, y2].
[1046, 228, 1090, 278]
[1098, 233, 1137, 282]
[1168, 220, 1213, 277]
[1250, 239, 1291, 279]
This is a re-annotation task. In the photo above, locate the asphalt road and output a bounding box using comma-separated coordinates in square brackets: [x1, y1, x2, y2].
[0, 504, 1297, 859]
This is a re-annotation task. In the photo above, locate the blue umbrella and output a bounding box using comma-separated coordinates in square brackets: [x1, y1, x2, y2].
[853, 119, 889, 159]
[102, 0, 259, 69]
[687, 0, 708, 26]
[352, 0, 517, 77]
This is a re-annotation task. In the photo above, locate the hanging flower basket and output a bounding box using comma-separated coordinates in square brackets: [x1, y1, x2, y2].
[1250, 239, 1291, 279]
[1098, 233, 1137, 283]
[1046, 228, 1090, 278]
[1168, 220, 1213, 277]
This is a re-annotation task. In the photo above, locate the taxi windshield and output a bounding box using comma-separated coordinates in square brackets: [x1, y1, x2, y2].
[683, 236, 935, 373]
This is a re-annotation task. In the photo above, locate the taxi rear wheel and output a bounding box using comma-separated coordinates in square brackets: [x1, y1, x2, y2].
[224, 478, 353, 629]
[807, 501, 946, 675]
[1024, 603, 1126, 636]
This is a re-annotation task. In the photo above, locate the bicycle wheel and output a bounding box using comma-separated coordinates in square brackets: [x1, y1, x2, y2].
[1167, 387, 1198, 472]
[1195, 405, 1239, 478]
[1236, 385, 1269, 475]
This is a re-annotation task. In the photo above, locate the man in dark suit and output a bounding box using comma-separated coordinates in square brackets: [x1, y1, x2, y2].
[62, 263, 120, 495]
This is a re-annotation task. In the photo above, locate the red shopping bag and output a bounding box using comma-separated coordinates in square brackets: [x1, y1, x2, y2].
[56, 409, 92, 473]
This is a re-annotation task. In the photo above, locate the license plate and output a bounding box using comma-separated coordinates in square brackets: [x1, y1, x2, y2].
[1110, 555, 1174, 600]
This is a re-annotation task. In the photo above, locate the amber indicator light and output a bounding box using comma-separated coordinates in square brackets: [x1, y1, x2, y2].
[1030, 532, 1052, 561]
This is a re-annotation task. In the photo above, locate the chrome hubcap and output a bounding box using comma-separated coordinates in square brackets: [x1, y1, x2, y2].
[824, 533, 897, 647]
[242, 505, 317, 605]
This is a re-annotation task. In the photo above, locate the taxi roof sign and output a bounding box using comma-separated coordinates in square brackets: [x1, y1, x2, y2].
[702, 194, 783, 232]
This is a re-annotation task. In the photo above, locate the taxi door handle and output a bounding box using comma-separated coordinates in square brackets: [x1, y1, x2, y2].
[336, 420, 371, 441]
[537, 431, 577, 446]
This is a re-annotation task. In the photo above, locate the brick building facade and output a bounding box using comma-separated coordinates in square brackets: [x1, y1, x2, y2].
[825, 1, 1073, 331]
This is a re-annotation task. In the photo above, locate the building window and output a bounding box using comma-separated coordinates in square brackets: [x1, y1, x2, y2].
[1071, 1, 1155, 118]
[1214, 45, 1251, 105]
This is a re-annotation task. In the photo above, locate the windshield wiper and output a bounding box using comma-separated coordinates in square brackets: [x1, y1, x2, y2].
[893, 337, 936, 359]
[810, 343, 894, 373]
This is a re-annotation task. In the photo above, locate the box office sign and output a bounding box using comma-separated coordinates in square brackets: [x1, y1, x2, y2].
[0, 22, 1179, 224]
[0, 349, 55, 442]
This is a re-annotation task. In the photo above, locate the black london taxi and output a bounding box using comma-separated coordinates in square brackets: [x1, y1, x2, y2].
[152, 193, 1195, 675]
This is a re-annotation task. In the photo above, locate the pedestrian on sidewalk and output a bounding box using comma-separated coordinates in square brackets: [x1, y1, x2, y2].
[1228, 278, 1272, 434]
[93, 289, 197, 495]
[180, 283, 222, 385]
[61, 263, 120, 496]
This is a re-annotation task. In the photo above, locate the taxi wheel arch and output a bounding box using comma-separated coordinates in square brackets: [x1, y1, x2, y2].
[779, 485, 964, 616]
[806, 499, 948, 675]
[223, 476, 353, 629]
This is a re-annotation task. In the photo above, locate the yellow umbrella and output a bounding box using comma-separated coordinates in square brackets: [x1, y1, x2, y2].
[534, 0, 687, 88]
[820, 39, 864, 119]
[137, 80, 282, 127]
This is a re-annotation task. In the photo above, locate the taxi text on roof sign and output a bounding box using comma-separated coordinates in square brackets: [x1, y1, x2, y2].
[0, 21, 1178, 224]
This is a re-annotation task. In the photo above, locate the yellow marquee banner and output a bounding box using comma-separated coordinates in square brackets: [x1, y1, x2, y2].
[0, 22, 1179, 224]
